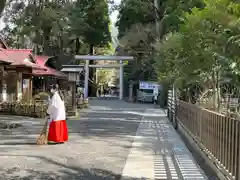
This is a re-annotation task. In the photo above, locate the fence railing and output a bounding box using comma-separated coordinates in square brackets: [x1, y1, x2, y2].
[167, 89, 178, 128]
[167, 90, 174, 118]
[175, 100, 240, 180]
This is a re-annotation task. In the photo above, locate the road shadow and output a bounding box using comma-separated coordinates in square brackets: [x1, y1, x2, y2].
[0, 131, 41, 146]
[0, 142, 37, 146]
[0, 113, 141, 146]
[0, 99, 153, 146]
[0, 154, 144, 180]
[68, 116, 140, 138]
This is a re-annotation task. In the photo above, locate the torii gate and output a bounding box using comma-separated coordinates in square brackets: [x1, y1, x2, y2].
[73, 55, 134, 100]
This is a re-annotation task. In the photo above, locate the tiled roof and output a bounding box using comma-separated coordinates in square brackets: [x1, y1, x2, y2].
[0, 44, 65, 78]
[33, 55, 67, 79]
[0, 49, 13, 64]
[33, 66, 68, 78]
[34, 55, 52, 66]
[0, 49, 45, 70]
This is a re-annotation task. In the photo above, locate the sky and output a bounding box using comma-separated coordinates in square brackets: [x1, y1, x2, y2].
[111, 0, 122, 23]
[0, 18, 3, 30]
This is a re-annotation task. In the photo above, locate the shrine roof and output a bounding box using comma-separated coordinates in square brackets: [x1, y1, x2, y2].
[0, 49, 14, 64]
[33, 55, 67, 79]
[34, 55, 53, 66]
[0, 49, 45, 70]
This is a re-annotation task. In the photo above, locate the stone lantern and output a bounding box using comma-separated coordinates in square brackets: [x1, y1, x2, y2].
[68, 72, 79, 82]
[61, 66, 83, 116]
[129, 80, 134, 102]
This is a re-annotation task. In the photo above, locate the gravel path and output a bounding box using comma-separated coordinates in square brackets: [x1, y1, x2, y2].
[0, 100, 151, 180]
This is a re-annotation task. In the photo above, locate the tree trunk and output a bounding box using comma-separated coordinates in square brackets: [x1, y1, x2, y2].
[212, 71, 218, 110]
[75, 37, 80, 54]
[20, 35, 25, 49]
[187, 88, 191, 102]
[43, 27, 51, 55]
[0, 0, 6, 16]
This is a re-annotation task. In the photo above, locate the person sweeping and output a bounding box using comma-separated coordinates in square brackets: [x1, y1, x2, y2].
[36, 84, 68, 145]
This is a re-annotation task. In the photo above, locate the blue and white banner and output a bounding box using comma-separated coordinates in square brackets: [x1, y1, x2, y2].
[139, 81, 159, 90]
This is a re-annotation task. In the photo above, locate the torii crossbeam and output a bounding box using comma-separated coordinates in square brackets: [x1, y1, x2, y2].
[74, 55, 134, 100]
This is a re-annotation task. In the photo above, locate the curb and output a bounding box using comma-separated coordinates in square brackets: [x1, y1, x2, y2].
[177, 121, 225, 180]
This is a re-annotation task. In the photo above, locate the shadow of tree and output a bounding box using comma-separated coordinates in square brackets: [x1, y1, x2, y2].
[0, 154, 142, 180]
[0, 105, 143, 144]
[67, 116, 140, 138]
[0, 101, 157, 180]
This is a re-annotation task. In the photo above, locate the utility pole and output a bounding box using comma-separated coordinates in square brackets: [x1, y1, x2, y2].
[154, 0, 160, 40]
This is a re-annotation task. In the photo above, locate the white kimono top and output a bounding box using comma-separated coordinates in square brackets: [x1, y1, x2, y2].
[47, 92, 66, 122]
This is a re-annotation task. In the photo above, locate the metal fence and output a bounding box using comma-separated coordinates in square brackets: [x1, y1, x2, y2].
[174, 100, 240, 180]
[167, 89, 178, 129]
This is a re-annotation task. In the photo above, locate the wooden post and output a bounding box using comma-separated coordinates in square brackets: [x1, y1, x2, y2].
[0, 69, 3, 102]
[119, 60, 123, 100]
[43, 78, 46, 92]
[16, 72, 23, 101]
[2, 80, 7, 102]
[129, 82, 133, 102]
[29, 76, 33, 100]
[72, 81, 76, 110]
[69, 82, 73, 107]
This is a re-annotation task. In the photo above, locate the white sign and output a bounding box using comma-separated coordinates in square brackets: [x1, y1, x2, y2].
[139, 81, 159, 90]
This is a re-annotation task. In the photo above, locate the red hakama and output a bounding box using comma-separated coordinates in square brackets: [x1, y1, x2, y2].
[47, 91, 68, 143]
[48, 120, 68, 143]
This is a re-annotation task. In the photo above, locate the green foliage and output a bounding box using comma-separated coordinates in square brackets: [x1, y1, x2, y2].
[34, 92, 50, 101]
[116, 0, 204, 39]
[2, 0, 112, 56]
[116, 0, 155, 38]
[153, 0, 240, 111]
[0, 0, 6, 15]
[115, 0, 156, 81]
[70, 0, 111, 48]
[96, 69, 113, 86]
[116, 0, 204, 82]
[155, 0, 240, 88]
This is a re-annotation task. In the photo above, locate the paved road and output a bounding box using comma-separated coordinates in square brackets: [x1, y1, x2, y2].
[0, 100, 149, 180]
[0, 100, 207, 180]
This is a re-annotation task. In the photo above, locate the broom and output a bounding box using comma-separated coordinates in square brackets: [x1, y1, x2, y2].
[36, 117, 49, 145]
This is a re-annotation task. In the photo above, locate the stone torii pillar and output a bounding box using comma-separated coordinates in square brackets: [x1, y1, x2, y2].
[74, 55, 134, 100]
[84, 60, 89, 99]
[119, 60, 124, 100]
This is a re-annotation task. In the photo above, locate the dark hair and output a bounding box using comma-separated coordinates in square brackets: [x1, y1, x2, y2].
[51, 84, 59, 90]
[51, 84, 64, 101]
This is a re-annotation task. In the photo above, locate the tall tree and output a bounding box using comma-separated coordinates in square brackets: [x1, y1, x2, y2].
[2, 0, 71, 55]
[116, 0, 155, 38]
[2, 0, 112, 97]
[154, 0, 240, 110]
[0, 0, 6, 15]
[70, 0, 111, 96]
[2, 0, 111, 57]
[71, 0, 111, 54]
[115, 0, 203, 82]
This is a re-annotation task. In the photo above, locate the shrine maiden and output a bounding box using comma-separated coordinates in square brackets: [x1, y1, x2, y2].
[47, 84, 68, 144]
